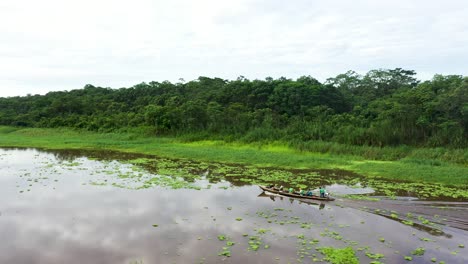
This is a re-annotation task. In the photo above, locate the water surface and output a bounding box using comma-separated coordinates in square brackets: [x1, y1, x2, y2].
[1, 148, 467, 263]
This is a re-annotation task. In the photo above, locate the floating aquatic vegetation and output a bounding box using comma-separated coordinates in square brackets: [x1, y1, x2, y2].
[342, 195, 380, 201]
[365, 252, 384, 260]
[255, 228, 269, 234]
[218, 247, 231, 257]
[247, 236, 262, 251]
[402, 220, 414, 226]
[318, 247, 359, 264]
[217, 234, 235, 257]
[419, 237, 433, 242]
[411, 247, 425, 256]
[320, 229, 343, 241]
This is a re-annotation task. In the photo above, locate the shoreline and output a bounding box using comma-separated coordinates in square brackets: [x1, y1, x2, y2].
[0, 126, 466, 187]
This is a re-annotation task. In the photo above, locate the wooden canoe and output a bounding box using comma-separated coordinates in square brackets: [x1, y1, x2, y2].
[259, 186, 335, 201]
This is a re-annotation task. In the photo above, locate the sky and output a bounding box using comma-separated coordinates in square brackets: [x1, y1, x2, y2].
[1, 0, 467, 97]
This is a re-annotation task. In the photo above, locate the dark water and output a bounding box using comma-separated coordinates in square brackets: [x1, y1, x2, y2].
[0, 148, 467, 264]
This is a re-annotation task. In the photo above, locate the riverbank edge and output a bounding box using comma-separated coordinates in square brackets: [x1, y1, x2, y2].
[0, 126, 466, 186]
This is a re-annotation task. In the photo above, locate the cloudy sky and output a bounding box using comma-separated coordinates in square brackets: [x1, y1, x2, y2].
[1, 0, 467, 97]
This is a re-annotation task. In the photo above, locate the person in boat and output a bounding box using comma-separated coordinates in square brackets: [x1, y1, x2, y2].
[288, 187, 294, 194]
[267, 184, 274, 188]
[279, 185, 284, 191]
[299, 188, 305, 196]
[306, 189, 313, 196]
[319, 186, 326, 198]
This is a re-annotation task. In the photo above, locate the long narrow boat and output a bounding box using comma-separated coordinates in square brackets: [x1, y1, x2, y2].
[259, 186, 335, 201]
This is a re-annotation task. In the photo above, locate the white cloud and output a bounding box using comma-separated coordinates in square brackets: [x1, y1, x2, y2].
[0, 0, 467, 97]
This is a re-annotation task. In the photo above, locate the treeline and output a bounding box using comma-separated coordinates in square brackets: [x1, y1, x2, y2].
[0, 68, 467, 148]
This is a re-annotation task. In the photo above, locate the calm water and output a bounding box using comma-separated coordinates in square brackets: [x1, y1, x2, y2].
[0, 148, 466, 264]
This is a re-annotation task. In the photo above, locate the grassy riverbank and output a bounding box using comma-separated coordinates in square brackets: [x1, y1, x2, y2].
[0, 126, 467, 186]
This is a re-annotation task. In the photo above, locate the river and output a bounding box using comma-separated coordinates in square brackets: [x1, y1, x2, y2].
[0, 148, 466, 263]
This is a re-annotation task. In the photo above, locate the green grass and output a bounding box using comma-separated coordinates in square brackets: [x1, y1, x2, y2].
[0, 126, 466, 186]
[287, 138, 467, 164]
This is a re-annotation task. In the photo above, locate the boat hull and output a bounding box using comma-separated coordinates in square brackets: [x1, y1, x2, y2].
[259, 186, 335, 201]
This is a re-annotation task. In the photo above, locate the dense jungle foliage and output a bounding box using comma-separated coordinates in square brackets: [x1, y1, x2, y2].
[0, 68, 467, 148]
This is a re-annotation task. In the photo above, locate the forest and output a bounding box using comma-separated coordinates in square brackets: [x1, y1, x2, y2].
[0, 68, 467, 148]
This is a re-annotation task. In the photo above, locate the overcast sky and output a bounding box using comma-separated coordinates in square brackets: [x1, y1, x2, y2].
[1, 0, 467, 97]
